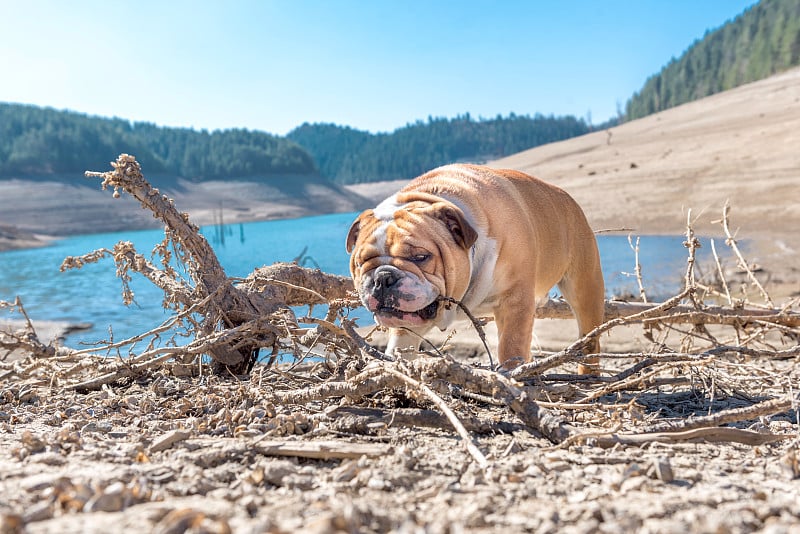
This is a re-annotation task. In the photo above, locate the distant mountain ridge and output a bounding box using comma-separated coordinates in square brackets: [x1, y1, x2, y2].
[625, 0, 800, 119]
[287, 113, 595, 184]
[0, 103, 318, 180]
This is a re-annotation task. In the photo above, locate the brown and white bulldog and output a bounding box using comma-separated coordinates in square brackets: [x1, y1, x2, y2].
[346, 164, 605, 371]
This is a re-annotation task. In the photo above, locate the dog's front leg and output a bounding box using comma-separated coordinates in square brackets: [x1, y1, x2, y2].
[493, 289, 536, 369]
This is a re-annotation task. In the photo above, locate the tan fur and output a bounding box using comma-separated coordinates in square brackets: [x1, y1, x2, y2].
[347, 164, 605, 371]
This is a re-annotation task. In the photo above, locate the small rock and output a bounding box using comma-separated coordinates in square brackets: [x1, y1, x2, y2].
[261, 460, 298, 486]
[652, 456, 675, 483]
[332, 460, 359, 483]
[0, 513, 23, 534]
[366, 476, 388, 490]
[150, 429, 191, 453]
[81, 422, 98, 433]
[22, 501, 53, 523]
[779, 449, 799, 479]
[85, 492, 125, 513]
[20, 430, 46, 453]
[153, 508, 206, 534]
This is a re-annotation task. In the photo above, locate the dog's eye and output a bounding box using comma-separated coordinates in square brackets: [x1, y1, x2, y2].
[409, 254, 431, 264]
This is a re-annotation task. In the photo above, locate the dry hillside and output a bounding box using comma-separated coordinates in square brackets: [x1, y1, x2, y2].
[492, 66, 800, 240]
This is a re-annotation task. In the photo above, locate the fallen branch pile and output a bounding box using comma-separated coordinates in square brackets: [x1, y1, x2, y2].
[1, 154, 799, 469]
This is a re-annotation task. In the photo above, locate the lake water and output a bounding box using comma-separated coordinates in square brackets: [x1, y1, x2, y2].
[0, 212, 728, 344]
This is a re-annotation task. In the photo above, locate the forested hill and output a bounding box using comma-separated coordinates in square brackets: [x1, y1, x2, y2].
[625, 0, 800, 120]
[287, 113, 593, 184]
[0, 103, 317, 180]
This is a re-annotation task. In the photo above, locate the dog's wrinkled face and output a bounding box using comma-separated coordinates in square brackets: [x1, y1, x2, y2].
[346, 194, 478, 329]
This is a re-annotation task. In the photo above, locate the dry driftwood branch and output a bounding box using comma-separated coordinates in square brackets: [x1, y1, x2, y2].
[75, 155, 269, 370]
[272, 342, 795, 450]
[710, 238, 734, 307]
[250, 439, 391, 460]
[641, 395, 798, 434]
[0, 298, 60, 362]
[535, 299, 800, 329]
[328, 406, 524, 435]
[270, 352, 573, 445]
[72, 154, 356, 373]
[518, 293, 799, 382]
[269, 359, 488, 464]
[513, 288, 693, 379]
[439, 296, 495, 367]
[626, 234, 648, 303]
[240, 264, 353, 305]
[586, 427, 787, 448]
[577, 395, 798, 448]
[381, 364, 489, 469]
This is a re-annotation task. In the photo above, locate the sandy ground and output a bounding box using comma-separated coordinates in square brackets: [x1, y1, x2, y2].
[492, 68, 800, 239]
[2, 332, 799, 533]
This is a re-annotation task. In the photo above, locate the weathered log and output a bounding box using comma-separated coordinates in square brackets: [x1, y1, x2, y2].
[535, 298, 800, 328]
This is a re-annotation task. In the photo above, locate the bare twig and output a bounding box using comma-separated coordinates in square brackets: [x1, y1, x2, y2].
[720, 201, 774, 307]
[642, 395, 798, 434]
[627, 234, 648, 303]
[438, 296, 495, 368]
[513, 288, 692, 379]
[382, 364, 489, 469]
[710, 238, 734, 307]
[588, 427, 787, 448]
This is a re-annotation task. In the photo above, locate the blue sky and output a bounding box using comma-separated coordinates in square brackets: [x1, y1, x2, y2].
[0, 0, 757, 135]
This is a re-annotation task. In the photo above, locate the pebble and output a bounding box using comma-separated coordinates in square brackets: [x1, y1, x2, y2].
[653, 456, 675, 483]
[22, 501, 53, 523]
[149, 429, 191, 453]
[261, 460, 298, 486]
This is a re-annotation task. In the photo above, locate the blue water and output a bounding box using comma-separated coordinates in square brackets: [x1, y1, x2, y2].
[0, 212, 725, 344]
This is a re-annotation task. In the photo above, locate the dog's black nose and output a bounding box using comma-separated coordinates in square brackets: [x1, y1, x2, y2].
[372, 266, 400, 292]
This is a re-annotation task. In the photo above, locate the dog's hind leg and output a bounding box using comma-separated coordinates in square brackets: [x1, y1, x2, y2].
[557, 243, 606, 374]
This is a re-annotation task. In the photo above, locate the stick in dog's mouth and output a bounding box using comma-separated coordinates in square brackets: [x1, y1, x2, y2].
[377, 300, 439, 320]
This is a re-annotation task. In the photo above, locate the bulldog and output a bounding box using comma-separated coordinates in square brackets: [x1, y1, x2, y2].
[346, 164, 605, 371]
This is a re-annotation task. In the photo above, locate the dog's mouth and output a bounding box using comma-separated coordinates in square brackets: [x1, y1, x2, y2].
[375, 299, 440, 323]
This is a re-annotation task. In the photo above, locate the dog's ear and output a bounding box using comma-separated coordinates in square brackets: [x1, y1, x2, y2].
[432, 203, 478, 250]
[346, 210, 373, 253]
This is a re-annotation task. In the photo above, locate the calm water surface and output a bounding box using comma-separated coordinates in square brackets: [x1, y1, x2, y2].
[0, 212, 725, 343]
